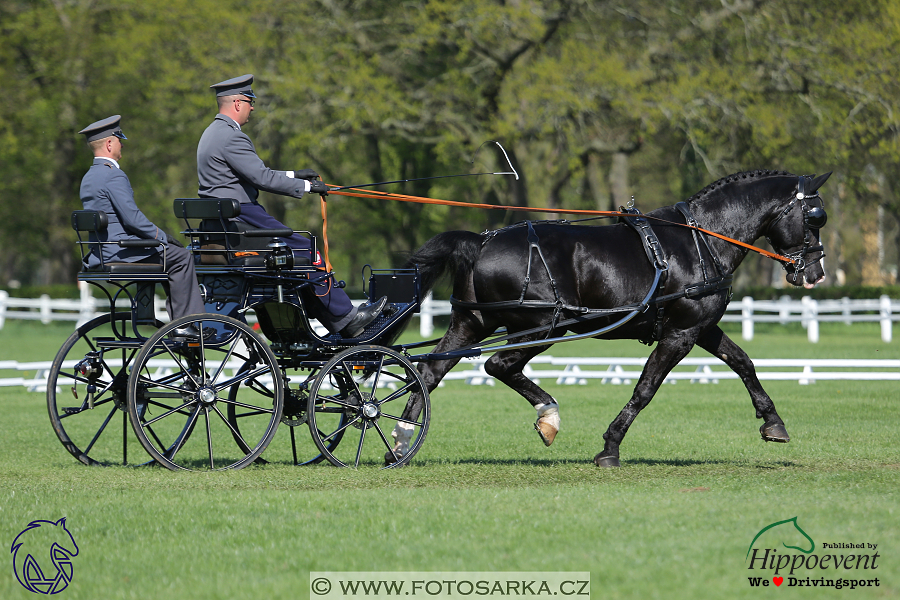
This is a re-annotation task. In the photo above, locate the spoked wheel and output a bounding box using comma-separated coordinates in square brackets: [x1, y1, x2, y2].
[127, 314, 283, 471]
[47, 312, 162, 466]
[307, 345, 430, 468]
[226, 365, 347, 466]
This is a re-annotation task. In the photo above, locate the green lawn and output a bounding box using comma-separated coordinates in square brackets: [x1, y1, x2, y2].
[0, 320, 897, 599]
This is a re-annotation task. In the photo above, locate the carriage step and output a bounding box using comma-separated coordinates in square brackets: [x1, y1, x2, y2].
[63, 406, 83, 415]
[94, 338, 146, 349]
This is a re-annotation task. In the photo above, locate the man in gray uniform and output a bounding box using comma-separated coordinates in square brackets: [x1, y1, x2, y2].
[79, 115, 206, 336]
[197, 74, 384, 338]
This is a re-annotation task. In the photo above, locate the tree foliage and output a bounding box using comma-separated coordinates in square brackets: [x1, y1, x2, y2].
[1, 0, 898, 292]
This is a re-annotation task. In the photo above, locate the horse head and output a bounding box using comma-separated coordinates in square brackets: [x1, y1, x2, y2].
[746, 516, 816, 560]
[765, 172, 831, 289]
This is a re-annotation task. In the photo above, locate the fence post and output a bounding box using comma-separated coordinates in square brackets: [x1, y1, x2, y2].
[779, 294, 792, 324]
[0, 289, 7, 330]
[842, 296, 852, 325]
[741, 296, 754, 340]
[154, 294, 168, 322]
[77, 281, 94, 327]
[40, 294, 52, 324]
[881, 295, 893, 343]
[802, 296, 819, 343]
[420, 292, 434, 337]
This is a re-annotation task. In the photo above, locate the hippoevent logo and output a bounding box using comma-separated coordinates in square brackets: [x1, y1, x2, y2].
[745, 516, 880, 590]
[10, 518, 79, 594]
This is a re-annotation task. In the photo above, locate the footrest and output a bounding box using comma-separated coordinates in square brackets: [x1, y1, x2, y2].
[94, 338, 147, 349]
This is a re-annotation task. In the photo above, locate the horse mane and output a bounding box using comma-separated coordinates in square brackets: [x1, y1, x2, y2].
[685, 169, 792, 204]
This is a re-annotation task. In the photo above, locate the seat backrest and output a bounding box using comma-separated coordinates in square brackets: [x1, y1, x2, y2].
[173, 198, 241, 220]
[72, 210, 108, 233]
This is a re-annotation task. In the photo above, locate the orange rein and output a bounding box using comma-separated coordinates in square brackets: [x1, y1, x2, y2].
[322, 186, 796, 265]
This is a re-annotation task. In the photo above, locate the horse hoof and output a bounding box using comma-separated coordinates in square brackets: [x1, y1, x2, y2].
[594, 454, 620, 468]
[534, 421, 558, 446]
[384, 450, 404, 466]
[760, 422, 790, 443]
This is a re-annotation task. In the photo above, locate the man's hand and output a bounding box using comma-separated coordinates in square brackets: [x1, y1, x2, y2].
[293, 169, 319, 180]
[309, 180, 330, 196]
[167, 236, 185, 248]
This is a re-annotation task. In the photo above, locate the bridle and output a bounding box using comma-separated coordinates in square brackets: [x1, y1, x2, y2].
[765, 176, 828, 282]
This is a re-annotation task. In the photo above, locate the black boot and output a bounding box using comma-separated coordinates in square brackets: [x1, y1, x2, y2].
[340, 296, 387, 338]
[169, 324, 215, 341]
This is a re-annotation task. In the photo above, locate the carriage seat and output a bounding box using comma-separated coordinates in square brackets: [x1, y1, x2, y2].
[71, 210, 167, 277]
[83, 262, 165, 274]
[173, 198, 312, 267]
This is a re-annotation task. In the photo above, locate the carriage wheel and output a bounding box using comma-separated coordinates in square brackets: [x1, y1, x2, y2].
[307, 345, 429, 468]
[225, 364, 348, 466]
[126, 314, 283, 471]
[47, 312, 162, 466]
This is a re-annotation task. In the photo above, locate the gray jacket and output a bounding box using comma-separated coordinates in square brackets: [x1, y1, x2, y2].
[79, 158, 167, 267]
[197, 114, 306, 203]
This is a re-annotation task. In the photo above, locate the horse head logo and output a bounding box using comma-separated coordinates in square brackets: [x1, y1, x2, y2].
[746, 516, 815, 560]
[10, 518, 79, 594]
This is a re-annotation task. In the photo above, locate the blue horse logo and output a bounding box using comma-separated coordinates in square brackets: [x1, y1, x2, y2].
[11, 518, 79, 594]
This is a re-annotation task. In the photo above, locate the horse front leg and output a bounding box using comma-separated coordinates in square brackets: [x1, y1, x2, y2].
[696, 326, 789, 443]
[596, 331, 698, 467]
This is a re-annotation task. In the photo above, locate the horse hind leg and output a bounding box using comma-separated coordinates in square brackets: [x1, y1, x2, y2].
[696, 326, 789, 443]
[387, 309, 491, 463]
[483, 340, 560, 446]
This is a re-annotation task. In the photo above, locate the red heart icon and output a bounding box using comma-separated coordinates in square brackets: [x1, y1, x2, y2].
[773, 577, 783, 586]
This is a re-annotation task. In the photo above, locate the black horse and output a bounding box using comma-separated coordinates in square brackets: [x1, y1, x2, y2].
[390, 170, 831, 466]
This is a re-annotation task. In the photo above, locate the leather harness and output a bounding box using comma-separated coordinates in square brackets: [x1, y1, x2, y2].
[449, 203, 733, 344]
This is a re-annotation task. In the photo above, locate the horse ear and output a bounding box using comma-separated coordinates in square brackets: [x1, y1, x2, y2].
[808, 171, 832, 193]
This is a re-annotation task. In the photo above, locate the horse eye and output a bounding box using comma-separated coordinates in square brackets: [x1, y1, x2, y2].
[806, 207, 827, 228]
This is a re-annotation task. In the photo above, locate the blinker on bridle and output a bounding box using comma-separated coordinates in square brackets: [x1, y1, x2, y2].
[766, 176, 828, 280]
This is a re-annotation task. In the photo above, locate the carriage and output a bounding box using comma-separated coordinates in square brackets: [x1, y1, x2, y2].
[47, 198, 430, 471]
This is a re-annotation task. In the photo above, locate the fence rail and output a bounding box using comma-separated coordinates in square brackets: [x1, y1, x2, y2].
[3, 356, 898, 392]
[419, 294, 899, 342]
[1, 286, 898, 342]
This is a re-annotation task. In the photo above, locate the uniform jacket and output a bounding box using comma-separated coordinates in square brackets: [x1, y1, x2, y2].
[79, 158, 167, 268]
[197, 114, 306, 204]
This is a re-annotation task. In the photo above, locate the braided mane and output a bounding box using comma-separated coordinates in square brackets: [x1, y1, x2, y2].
[686, 169, 791, 203]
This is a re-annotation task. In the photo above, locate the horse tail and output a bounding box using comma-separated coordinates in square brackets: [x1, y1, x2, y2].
[405, 231, 483, 296]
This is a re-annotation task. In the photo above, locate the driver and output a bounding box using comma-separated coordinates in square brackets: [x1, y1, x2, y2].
[196, 74, 384, 338]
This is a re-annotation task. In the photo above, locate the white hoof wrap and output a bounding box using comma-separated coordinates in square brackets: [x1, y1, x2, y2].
[390, 422, 416, 457]
[534, 403, 560, 446]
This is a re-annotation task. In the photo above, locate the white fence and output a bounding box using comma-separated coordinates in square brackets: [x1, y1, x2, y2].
[419, 294, 900, 343]
[3, 355, 899, 392]
[1, 286, 898, 343]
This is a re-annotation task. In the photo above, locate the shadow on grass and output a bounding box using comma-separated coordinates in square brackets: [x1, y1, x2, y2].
[411, 457, 805, 469]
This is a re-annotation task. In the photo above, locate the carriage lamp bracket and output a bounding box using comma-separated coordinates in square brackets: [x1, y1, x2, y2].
[73, 351, 104, 408]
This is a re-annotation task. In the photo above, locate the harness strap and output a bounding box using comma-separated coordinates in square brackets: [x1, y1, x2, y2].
[450, 272, 733, 312]
[675, 202, 724, 282]
[618, 208, 669, 272]
[618, 208, 670, 343]
[518, 221, 560, 306]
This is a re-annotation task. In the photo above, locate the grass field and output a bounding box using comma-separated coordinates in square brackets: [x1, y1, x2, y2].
[1, 320, 898, 599]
